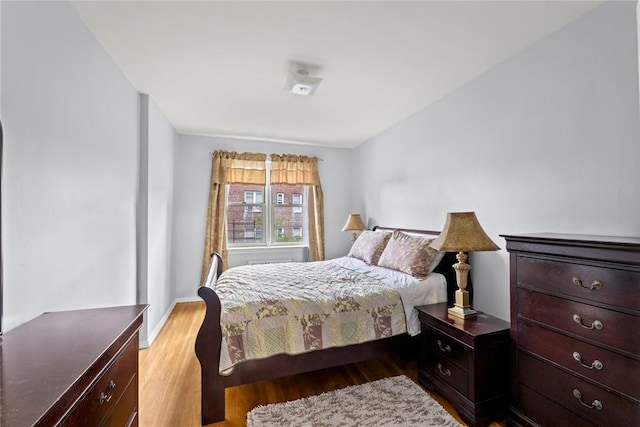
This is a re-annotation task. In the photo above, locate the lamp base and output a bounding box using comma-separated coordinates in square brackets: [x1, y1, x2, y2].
[448, 288, 478, 319]
[448, 305, 478, 319]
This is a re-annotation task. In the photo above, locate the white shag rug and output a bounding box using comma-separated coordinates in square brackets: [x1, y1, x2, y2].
[246, 375, 464, 427]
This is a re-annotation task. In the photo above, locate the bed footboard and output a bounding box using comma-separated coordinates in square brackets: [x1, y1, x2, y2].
[195, 253, 226, 424]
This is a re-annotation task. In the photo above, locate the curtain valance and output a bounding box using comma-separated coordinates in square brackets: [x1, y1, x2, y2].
[270, 154, 320, 185]
[211, 151, 267, 185]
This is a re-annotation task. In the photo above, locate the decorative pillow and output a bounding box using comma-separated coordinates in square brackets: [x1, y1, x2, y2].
[347, 230, 392, 265]
[377, 230, 442, 279]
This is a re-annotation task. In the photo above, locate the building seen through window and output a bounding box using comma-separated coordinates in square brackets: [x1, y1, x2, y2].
[227, 183, 305, 245]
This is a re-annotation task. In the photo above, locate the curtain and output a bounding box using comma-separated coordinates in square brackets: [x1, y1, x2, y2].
[201, 151, 267, 283]
[271, 154, 325, 261]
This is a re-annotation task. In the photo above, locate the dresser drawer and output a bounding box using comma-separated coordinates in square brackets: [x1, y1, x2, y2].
[516, 384, 597, 427]
[100, 376, 138, 427]
[519, 351, 640, 427]
[61, 337, 138, 426]
[516, 256, 640, 312]
[518, 289, 640, 355]
[423, 356, 469, 396]
[518, 320, 640, 400]
[423, 327, 470, 370]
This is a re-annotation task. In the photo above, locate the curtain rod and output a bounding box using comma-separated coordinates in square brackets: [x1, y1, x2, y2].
[208, 152, 323, 161]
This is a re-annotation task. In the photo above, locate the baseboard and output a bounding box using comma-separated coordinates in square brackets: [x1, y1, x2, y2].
[174, 296, 202, 303]
[140, 296, 203, 349]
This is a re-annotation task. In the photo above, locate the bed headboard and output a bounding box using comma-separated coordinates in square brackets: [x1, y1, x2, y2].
[372, 226, 467, 307]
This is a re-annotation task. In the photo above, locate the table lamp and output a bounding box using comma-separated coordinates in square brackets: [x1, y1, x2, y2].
[430, 212, 500, 319]
[342, 214, 366, 243]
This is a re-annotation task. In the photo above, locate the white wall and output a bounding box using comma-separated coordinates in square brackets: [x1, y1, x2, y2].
[0, 2, 2, 119]
[0, 2, 3, 333]
[137, 94, 149, 343]
[173, 135, 352, 300]
[352, 2, 640, 321]
[1, 1, 140, 330]
[146, 96, 177, 343]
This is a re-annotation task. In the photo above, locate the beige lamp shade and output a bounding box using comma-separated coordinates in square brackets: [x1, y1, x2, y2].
[342, 214, 366, 243]
[430, 212, 499, 252]
[341, 214, 366, 232]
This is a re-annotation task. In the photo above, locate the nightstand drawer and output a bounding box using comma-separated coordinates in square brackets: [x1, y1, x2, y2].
[424, 356, 469, 396]
[517, 289, 640, 355]
[423, 327, 470, 370]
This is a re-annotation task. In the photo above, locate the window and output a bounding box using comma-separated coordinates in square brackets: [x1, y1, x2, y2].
[226, 184, 266, 244]
[292, 193, 303, 213]
[244, 191, 263, 213]
[271, 184, 305, 243]
[226, 169, 307, 246]
[202, 150, 322, 277]
[244, 228, 255, 240]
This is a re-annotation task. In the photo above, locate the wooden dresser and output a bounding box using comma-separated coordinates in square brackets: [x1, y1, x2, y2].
[0, 305, 147, 426]
[502, 233, 640, 427]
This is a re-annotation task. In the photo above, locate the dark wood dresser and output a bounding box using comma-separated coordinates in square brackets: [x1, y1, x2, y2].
[417, 303, 510, 427]
[0, 304, 147, 426]
[502, 233, 640, 427]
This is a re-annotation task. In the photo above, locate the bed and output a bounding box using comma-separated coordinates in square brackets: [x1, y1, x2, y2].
[194, 226, 462, 425]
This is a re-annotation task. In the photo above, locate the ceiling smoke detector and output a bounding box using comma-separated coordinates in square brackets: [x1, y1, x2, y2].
[283, 69, 322, 96]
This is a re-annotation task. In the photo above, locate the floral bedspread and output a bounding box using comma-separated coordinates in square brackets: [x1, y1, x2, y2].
[214, 260, 406, 374]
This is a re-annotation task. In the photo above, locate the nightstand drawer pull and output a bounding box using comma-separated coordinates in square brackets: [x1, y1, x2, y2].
[572, 352, 603, 370]
[572, 314, 603, 330]
[573, 389, 603, 410]
[573, 277, 602, 291]
[437, 363, 451, 377]
[437, 339, 451, 353]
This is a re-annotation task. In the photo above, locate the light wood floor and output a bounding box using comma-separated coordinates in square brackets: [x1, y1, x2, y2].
[139, 302, 505, 427]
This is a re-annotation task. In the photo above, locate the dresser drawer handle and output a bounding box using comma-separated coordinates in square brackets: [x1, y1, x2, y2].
[107, 380, 116, 392]
[98, 392, 112, 405]
[437, 363, 451, 377]
[572, 314, 603, 330]
[572, 352, 604, 370]
[573, 389, 603, 410]
[573, 277, 602, 291]
[437, 339, 451, 353]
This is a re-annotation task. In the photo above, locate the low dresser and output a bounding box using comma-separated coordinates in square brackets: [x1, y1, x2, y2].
[0, 305, 147, 426]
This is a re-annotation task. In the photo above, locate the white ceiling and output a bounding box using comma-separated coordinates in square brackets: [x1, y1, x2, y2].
[72, 1, 602, 148]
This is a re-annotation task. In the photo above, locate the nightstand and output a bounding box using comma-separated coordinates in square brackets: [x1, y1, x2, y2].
[416, 303, 510, 427]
